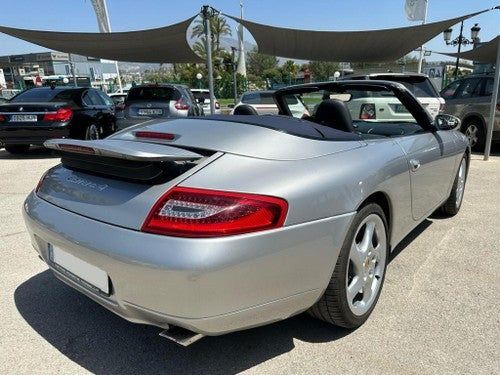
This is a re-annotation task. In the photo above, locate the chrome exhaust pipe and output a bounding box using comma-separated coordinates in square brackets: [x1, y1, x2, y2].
[159, 325, 205, 346]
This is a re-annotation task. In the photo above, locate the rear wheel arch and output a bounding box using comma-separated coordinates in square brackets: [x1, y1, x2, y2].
[357, 192, 392, 249]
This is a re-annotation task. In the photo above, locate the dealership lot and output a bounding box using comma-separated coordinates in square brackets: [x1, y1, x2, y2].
[0, 145, 499, 375]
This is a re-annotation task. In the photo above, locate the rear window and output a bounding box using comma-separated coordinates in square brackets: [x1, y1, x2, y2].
[192, 91, 210, 101]
[374, 76, 438, 98]
[241, 92, 275, 105]
[10, 88, 76, 103]
[127, 87, 180, 101]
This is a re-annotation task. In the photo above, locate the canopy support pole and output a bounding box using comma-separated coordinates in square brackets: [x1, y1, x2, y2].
[202, 5, 215, 115]
[483, 35, 500, 161]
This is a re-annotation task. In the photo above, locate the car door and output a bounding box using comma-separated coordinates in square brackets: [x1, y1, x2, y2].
[395, 130, 459, 220]
[442, 77, 483, 118]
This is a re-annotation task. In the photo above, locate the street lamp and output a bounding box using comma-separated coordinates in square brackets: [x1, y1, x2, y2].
[196, 73, 202, 89]
[443, 22, 480, 79]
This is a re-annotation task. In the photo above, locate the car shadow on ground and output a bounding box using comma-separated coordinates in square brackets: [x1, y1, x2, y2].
[0, 146, 58, 160]
[14, 271, 352, 374]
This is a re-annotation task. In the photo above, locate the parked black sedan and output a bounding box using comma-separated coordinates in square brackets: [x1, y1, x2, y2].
[0, 86, 117, 154]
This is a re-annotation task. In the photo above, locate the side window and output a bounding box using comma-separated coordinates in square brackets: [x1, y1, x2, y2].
[87, 89, 105, 106]
[455, 78, 481, 99]
[441, 81, 461, 99]
[482, 78, 494, 97]
[96, 90, 114, 106]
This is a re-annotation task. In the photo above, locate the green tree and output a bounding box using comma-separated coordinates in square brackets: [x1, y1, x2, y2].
[247, 47, 279, 77]
[309, 61, 342, 81]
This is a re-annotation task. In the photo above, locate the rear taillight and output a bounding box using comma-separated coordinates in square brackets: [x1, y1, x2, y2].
[174, 97, 189, 110]
[360, 103, 376, 119]
[43, 108, 73, 122]
[142, 187, 288, 238]
[116, 103, 125, 111]
[0, 114, 5, 122]
[496, 102, 500, 112]
[215, 101, 220, 110]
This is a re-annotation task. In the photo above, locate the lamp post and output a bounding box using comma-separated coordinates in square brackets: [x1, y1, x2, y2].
[231, 47, 238, 104]
[196, 73, 202, 89]
[443, 22, 480, 79]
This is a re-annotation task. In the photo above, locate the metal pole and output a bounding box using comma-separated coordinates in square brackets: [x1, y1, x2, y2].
[69, 53, 78, 86]
[202, 6, 215, 115]
[483, 35, 500, 161]
[454, 21, 464, 79]
[231, 47, 237, 104]
[417, 0, 428, 73]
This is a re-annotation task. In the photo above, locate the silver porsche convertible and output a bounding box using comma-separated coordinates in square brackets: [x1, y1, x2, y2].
[23, 80, 469, 344]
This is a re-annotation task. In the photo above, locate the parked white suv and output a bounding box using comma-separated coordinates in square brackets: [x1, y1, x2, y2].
[347, 73, 444, 119]
[190, 89, 221, 115]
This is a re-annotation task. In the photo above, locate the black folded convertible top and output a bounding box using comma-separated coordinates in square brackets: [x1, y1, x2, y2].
[199, 115, 363, 141]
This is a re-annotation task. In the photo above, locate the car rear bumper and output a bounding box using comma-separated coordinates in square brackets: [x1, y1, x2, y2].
[0, 126, 70, 145]
[23, 191, 353, 335]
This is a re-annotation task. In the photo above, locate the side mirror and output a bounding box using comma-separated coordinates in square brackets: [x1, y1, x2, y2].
[434, 113, 461, 130]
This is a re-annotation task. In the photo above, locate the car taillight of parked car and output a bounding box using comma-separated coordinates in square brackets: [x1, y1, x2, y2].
[215, 101, 220, 109]
[0, 114, 6, 122]
[174, 97, 189, 110]
[360, 103, 376, 119]
[43, 108, 73, 122]
[142, 187, 288, 238]
[115, 103, 125, 111]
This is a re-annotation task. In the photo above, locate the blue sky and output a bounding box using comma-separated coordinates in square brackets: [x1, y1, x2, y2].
[0, 0, 498, 62]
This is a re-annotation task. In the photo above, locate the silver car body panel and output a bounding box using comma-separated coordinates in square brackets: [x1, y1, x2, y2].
[23, 84, 469, 335]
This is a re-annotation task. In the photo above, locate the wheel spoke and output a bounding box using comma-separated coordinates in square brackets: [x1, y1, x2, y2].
[347, 276, 364, 301]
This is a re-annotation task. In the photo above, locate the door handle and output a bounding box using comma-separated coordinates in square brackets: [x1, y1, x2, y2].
[409, 159, 421, 171]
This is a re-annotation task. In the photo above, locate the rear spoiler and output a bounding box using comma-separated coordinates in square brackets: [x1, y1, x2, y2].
[44, 139, 203, 162]
[44, 139, 206, 183]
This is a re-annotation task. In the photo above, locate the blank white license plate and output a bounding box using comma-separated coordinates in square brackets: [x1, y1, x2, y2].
[49, 244, 109, 294]
[11, 114, 37, 122]
[138, 108, 162, 115]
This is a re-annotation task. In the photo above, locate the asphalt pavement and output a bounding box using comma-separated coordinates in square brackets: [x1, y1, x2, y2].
[0, 145, 499, 375]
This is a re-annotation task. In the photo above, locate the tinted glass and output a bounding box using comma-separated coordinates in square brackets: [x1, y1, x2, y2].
[242, 92, 275, 104]
[10, 88, 75, 103]
[127, 87, 178, 101]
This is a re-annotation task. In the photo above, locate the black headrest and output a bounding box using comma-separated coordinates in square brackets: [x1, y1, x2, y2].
[314, 99, 355, 132]
[233, 104, 258, 115]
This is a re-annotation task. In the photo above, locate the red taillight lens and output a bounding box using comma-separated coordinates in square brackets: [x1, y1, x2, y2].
[116, 103, 125, 111]
[0, 114, 6, 122]
[174, 97, 189, 110]
[360, 103, 376, 119]
[215, 101, 220, 110]
[142, 187, 288, 238]
[43, 108, 73, 122]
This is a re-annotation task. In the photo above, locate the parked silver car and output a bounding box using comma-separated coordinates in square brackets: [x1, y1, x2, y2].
[440, 74, 500, 151]
[116, 84, 202, 129]
[23, 80, 468, 343]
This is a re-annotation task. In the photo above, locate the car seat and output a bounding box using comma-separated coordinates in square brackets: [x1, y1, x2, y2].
[314, 99, 355, 132]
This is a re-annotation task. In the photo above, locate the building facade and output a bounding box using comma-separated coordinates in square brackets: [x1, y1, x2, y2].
[0, 51, 119, 91]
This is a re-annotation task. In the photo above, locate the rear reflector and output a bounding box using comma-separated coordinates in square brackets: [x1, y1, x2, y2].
[142, 187, 288, 237]
[135, 131, 175, 140]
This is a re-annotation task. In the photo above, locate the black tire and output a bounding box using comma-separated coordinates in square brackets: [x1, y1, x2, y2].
[4, 144, 30, 154]
[309, 203, 389, 328]
[462, 119, 485, 152]
[440, 154, 468, 216]
[85, 124, 100, 140]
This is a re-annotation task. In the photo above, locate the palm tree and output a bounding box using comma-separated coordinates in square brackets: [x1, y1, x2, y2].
[191, 14, 232, 51]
